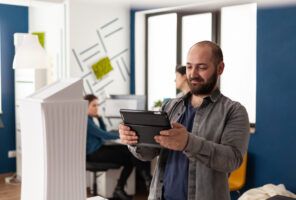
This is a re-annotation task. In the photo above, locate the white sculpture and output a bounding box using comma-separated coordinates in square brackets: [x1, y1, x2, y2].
[20, 78, 90, 200]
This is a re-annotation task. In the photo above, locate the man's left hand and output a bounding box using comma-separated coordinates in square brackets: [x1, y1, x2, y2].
[154, 122, 189, 151]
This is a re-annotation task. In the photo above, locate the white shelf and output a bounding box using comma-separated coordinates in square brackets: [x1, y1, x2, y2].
[14, 69, 47, 180]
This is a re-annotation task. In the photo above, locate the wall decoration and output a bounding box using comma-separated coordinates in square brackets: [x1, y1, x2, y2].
[72, 17, 129, 101]
[71, 14, 130, 129]
[92, 56, 113, 80]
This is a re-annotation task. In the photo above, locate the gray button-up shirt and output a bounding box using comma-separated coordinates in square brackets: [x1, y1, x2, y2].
[128, 89, 250, 200]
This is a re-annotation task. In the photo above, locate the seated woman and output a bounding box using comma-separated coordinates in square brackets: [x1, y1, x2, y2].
[84, 94, 151, 200]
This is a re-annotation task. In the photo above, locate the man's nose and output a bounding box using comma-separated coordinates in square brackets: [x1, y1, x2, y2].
[191, 66, 200, 76]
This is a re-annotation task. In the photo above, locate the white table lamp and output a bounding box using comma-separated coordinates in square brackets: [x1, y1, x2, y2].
[13, 33, 49, 69]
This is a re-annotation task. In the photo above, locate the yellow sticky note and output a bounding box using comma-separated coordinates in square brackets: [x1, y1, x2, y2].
[92, 57, 113, 80]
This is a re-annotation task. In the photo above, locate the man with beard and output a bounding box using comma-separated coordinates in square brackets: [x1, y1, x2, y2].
[118, 41, 250, 200]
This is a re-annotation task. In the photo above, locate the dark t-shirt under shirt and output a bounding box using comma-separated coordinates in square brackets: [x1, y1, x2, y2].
[163, 100, 197, 200]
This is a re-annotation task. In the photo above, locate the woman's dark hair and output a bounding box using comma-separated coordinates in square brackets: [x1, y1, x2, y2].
[84, 94, 98, 104]
[176, 64, 186, 75]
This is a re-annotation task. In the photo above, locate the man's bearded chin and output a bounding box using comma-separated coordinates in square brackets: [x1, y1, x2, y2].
[188, 72, 218, 95]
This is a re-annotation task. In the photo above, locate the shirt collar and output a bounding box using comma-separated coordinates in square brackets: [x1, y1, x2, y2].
[182, 88, 221, 103]
[207, 88, 221, 103]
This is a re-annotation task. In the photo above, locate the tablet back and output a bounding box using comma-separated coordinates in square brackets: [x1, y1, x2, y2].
[120, 109, 171, 147]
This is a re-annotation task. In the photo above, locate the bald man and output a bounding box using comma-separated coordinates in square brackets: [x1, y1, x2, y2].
[119, 41, 250, 200]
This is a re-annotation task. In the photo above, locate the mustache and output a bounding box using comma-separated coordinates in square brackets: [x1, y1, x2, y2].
[189, 77, 204, 82]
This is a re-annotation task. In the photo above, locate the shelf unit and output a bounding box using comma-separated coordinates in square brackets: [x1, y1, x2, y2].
[15, 69, 47, 180]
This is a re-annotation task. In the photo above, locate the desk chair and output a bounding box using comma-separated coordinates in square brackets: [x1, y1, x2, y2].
[228, 154, 248, 195]
[86, 162, 121, 196]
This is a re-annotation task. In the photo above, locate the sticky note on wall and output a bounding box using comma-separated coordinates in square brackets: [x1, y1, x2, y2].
[92, 57, 113, 80]
[32, 32, 45, 48]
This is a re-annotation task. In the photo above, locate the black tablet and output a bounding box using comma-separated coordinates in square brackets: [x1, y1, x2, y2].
[120, 109, 171, 147]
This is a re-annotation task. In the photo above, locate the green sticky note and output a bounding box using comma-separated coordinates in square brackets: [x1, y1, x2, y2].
[32, 32, 45, 48]
[92, 57, 113, 80]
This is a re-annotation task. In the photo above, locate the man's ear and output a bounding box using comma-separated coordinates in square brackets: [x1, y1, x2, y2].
[217, 62, 224, 75]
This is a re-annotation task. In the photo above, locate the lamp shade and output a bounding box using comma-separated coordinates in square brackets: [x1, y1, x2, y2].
[13, 34, 49, 69]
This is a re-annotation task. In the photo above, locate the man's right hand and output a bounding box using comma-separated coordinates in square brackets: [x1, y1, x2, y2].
[118, 124, 139, 145]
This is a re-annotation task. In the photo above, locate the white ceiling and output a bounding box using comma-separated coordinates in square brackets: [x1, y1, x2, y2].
[73, 0, 206, 8]
[1, 0, 296, 9]
[76, 0, 296, 8]
[0, 0, 208, 8]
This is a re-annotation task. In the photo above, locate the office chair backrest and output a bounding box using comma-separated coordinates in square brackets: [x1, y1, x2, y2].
[228, 154, 248, 191]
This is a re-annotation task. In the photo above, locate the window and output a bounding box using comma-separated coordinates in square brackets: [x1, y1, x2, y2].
[143, 3, 256, 124]
[220, 3, 257, 124]
[182, 13, 213, 65]
[147, 13, 177, 109]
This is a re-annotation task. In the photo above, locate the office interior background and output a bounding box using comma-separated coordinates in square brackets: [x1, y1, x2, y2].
[0, 0, 296, 199]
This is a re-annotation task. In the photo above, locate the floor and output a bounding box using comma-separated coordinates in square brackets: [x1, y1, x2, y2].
[0, 174, 20, 200]
[0, 173, 147, 200]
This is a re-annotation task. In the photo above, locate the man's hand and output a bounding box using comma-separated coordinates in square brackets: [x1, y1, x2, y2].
[118, 123, 138, 145]
[154, 122, 189, 151]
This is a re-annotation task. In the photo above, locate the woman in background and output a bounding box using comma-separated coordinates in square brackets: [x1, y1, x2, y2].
[84, 94, 151, 200]
[175, 64, 190, 97]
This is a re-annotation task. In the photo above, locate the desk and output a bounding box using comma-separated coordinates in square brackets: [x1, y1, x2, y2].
[105, 117, 122, 131]
[104, 139, 122, 145]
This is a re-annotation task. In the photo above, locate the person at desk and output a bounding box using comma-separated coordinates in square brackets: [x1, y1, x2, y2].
[84, 94, 151, 200]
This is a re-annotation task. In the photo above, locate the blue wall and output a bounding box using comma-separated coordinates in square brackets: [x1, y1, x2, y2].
[0, 4, 28, 173]
[246, 5, 296, 193]
[130, 9, 136, 94]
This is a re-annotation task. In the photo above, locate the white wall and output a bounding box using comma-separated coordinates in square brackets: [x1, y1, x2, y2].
[69, 1, 130, 98]
[68, 1, 131, 130]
